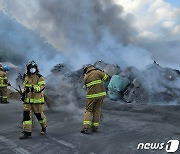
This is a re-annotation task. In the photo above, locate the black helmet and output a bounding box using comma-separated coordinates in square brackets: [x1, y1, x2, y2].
[26, 60, 37, 68]
[83, 64, 95, 74]
[26, 60, 39, 73]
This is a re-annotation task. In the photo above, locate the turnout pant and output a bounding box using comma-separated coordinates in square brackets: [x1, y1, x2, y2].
[23, 104, 47, 133]
[83, 98, 103, 129]
[0, 87, 7, 103]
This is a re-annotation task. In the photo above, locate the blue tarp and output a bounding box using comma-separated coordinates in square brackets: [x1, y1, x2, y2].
[108, 75, 130, 101]
[107, 90, 123, 101]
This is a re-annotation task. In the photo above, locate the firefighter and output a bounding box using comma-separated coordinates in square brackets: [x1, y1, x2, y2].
[19, 60, 47, 139]
[0, 65, 10, 104]
[81, 64, 109, 134]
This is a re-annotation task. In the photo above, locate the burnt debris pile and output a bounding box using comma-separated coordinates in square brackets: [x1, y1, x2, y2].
[46, 61, 180, 105]
[45, 64, 85, 108]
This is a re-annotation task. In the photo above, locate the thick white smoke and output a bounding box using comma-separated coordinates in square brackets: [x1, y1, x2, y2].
[0, 12, 65, 76]
[1, 0, 179, 71]
[2, 0, 155, 71]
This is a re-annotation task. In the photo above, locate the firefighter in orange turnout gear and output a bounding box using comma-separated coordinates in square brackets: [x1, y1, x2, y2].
[19, 61, 47, 139]
[81, 65, 109, 134]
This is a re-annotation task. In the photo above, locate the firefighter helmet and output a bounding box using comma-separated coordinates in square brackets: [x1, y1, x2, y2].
[4, 65, 10, 71]
[26, 60, 37, 68]
[83, 64, 95, 74]
[26, 60, 39, 73]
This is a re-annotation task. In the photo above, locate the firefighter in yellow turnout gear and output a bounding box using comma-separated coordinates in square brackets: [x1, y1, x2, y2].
[81, 65, 109, 134]
[19, 61, 47, 139]
[0, 65, 10, 104]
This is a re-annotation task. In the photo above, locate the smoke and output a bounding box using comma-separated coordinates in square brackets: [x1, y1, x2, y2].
[0, 12, 65, 76]
[140, 40, 180, 69]
[46, 74, 84, 121]
[1, 0, 156, 71]
[142, 64, 180, 104]
[0, 0, 179, 72]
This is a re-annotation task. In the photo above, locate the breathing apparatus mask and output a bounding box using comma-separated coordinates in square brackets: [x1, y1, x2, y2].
[30, 68, 36, 74]
[26, 60, 38, 74]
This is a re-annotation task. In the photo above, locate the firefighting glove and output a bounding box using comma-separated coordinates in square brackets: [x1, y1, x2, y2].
[30, 86, 34, 92]
[21, 92, 26, 102]
[7, 82, 11, 86]
[25, 87, 30, 93]
[4, 79, 8, 84]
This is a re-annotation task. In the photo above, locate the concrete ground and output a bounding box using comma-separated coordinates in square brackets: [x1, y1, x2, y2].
[0, 100, 180, 154]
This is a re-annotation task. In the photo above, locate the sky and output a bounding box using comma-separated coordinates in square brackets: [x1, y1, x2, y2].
[0, 0, 179, 44]
[114, 0, 180, 42]
[165, 0, 180, 7]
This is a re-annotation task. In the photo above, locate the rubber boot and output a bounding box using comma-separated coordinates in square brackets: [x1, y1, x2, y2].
[1, 98, 9, 104]
[40, 127, 46, 135]
[81, 126, 92, 134]
[19, 132, 32, 140]
[92, 126, 98, 132]
[1, 101, 9, 104]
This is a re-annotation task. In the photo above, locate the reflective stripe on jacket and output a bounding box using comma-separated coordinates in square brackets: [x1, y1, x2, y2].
[84, 67, 109, 99]
[23, 73, 45, 104]
[0, 69, 8, 87]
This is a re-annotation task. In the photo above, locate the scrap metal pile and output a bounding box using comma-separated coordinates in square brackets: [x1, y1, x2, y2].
[46, 61, 180, 105]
